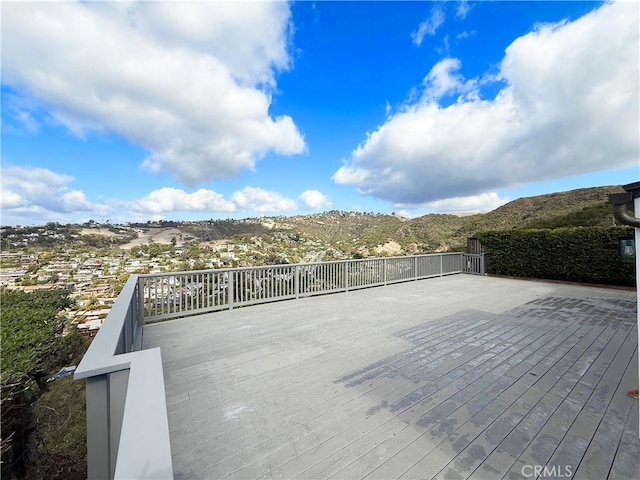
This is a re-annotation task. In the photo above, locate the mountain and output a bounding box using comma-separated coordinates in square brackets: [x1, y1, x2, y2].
[7, 185, 624, 255]
[465, 185, 625, 231]
[242, 185, 627, 254]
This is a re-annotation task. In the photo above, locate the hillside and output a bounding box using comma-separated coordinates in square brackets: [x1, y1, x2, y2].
[272, 185, 625, 254]
[464, 185, 624, 231]
[4, 185, 625, 257]
[109, 184, 630, 254]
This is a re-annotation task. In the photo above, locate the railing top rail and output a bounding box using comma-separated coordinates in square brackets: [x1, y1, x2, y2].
[74, 275, 139, 380]
[114, 348, 173, 480]
[138, 252, 465, 278]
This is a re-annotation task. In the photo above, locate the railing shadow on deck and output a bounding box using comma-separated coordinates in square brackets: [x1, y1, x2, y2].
[74, 252, 486, 479]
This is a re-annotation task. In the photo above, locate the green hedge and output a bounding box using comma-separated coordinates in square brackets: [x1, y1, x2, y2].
[476, 226, 636, 286]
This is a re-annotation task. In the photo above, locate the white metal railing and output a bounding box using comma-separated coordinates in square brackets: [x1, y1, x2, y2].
[74, 276, 173, 480]
[463, 253, 487, 275]
[140, 253, 474, 323]
[75, 252, 486, 479]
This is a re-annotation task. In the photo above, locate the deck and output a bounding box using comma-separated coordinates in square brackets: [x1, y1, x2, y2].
[143, 275, 639, 480]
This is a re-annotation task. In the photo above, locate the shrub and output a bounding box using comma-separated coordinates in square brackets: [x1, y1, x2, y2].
[476, 226, 635, 286]
[1, 288, 88, 479]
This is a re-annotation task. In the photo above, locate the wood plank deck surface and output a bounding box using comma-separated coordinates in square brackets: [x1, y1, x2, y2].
[143, 275, 639, 480]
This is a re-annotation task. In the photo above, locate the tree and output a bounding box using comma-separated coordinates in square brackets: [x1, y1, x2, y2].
[1, 288, 84, 479]
[147, 241, 163, 258]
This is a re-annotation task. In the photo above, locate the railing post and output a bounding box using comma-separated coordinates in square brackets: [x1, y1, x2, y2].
[440, 254, 443, 276]
[383, 258, 387, 285]
[137, 275, 145, 326]
[414, 256, 418, 280]
[228, 272, 234, 310]
[85, 369, 130, 480]
[85, 376, 110, 480]
[107, 370, 129, 478]
[295, 265, 300, 299]
[345, 262, 349, 292]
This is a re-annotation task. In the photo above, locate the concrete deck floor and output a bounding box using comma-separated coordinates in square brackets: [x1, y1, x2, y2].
[143, 275, 639, 480]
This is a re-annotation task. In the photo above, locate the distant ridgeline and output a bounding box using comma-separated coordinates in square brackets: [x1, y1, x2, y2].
[0, 185, 629, 276]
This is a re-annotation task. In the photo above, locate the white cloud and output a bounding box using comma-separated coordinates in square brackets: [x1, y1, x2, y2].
[231, 187, 297, 213]
[2, 2, 305, 187]
[1, 174, 312, 224]
[394, 191, 508, 216]
[59, 190, 102, 212]
[412, 7, 446, 46]
[130, 188, 237, 214]
[332, 164, 370, 185]
[1, 166, 71, 208]
[421, 58, 479, 102]
[456, 30, 475, 41]
[411, 192, 509, 213]
[1, 165, 111, 224]
[456, 1, 471, 20]
[335, 1, 639, 205]
[122, 185, 334, 219]
[119, 1, 293, 87]
[394, 210, 415, 219]
[299, 190, 331, 210]
[2, 92, 42, 134]
[1, 190, 24, 210]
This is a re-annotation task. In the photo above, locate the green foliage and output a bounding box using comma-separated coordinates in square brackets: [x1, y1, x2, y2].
[476, 226, 635, 286]
[111, 273, 131, 296]
[178, 219, 268, 241]
[181, 242, 205, 258]
[274, 186, 623, 253]
[1, 289, 73, 388]
[522, 202, 613, 229]
[80, 234, 113, 249]
[1, 288, 88, 479]
[33, 376, 87, 480]
[2, 185, 625, 257]
[466, 186, 623, 232]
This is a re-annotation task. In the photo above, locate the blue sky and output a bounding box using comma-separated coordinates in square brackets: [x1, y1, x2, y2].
[2, 0, 638, 226]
